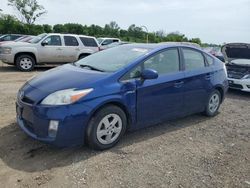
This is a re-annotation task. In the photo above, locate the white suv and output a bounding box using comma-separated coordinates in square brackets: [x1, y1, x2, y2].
[0, 33, 100, 71]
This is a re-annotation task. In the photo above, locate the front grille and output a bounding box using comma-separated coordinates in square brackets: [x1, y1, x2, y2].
[23, 119, 35, 133]
[229, 83, 243, 89]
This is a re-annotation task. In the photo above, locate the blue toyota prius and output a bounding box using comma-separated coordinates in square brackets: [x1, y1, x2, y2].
[16, 43, 228, 150]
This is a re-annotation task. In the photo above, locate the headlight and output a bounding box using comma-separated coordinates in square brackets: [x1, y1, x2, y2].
[41, 88, 93, 105]
[2, 47, 12, 54]
[243, 74, 250, 79]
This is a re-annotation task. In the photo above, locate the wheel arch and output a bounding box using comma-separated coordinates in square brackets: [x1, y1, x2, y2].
[87, 99, 132, 131]
[214, 85, 225, 103]
[14, 52, 37, 65]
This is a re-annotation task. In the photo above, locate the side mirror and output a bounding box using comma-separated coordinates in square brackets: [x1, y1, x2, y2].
[141, 69, 158, 80]
[41, 41, 48, 46]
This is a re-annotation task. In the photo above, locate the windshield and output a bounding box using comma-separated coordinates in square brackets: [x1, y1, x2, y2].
[75, 45, 150, 72]
[230, 59, 250, 65]
[97, 38, 104, 44]
[30, 33, 47, 44]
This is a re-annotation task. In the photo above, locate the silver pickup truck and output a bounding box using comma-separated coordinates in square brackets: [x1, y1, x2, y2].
[0, 33, 100, 71]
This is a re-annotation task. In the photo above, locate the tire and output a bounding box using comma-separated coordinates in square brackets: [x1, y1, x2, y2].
[204, 90, 221, 117]
[86, 105, 127, 150]
[16, 54, 35, 71]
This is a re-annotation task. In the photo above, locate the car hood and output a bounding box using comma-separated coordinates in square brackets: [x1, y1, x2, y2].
[1, 41, 34, 47]
[28, 64, 110, 94]
[221, 43, 250, 63]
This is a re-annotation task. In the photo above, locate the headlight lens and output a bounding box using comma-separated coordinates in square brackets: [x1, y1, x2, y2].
[243, 74, 250, 79]
[2, 47, 12, 54]
[41, 88, 93, 105]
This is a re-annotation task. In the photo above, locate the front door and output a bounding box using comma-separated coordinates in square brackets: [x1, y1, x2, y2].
[39, 35, 64, 63]
[136, 48, 185, 128]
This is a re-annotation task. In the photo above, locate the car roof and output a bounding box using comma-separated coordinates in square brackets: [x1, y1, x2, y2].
[123, 43, 202, 51]
[98, 37, 120, 40]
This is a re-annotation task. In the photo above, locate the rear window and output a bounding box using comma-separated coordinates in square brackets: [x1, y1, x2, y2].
[64, 36, 79, 46]
[204, 53, 214, 66]
[80, 37, 98, 47]
[182, 48, 205, 70]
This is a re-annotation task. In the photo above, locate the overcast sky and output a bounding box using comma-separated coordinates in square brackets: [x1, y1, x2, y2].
[1, 0, 250, 44]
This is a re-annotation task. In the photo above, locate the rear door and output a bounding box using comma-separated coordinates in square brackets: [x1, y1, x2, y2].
[61, 36, 80, 62]
[181, 47, 213, 114]
[135, 48, 185, 127]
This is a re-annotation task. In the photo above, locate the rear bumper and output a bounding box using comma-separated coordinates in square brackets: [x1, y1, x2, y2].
[228, 78, 250, 92]
[0, 54, 14, 64]
[16, 99, 92, 147]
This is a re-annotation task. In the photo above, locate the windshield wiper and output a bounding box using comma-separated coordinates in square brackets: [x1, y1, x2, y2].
[78, 64, 105, 72]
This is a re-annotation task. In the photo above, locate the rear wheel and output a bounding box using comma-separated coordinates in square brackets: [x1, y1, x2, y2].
[204, 90, 221, 117]
[86, 105, 127, 150]
[16, 55, 35, 71]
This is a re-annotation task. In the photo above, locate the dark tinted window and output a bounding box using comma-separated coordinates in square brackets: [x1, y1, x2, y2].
[102, 39, 113, 46]
[11, 35, 22, 40]
[204, 53, 214, 65]
[64, 36, 79, 46]
[144, 48, 180, 75]
[43, 35, 61, 46]
[80, 37, 98, 47]
[182, 48, 205, 70]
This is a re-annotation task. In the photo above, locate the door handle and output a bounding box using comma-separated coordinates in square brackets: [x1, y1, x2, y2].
[75, 48, 80, 51]
[56, 48, 62, 50]
[205, 74, 211, 80]
[174, 81, 184, 88]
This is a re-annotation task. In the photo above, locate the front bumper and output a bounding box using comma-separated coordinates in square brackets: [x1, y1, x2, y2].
[0, 54, 14, 64]
[228, 78, 250, 92]
[16, 99, 92, 147]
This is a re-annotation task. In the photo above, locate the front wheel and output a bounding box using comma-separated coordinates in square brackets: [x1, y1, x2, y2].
[86, 105, 127, 150]
[16, 55, 35, 71]
[204, 90, 221, 117]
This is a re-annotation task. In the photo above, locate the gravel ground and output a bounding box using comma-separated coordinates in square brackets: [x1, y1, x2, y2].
[0, 62, 249, 188]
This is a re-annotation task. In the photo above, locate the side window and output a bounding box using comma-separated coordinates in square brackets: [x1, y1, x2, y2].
[144, 48, 180, 75]
[204, 53, 214, 66]
[80, 37, 98, 47]
[121, 65, 143, 81]
[11, 35, 21, 40]
[3, 35, 11, 41]
[121, 48, 180, 81]
[102, 39, 113, 46]
[182, 48, 205, 70]
[43, 35, 61, 46]
[64, 36, 79, 46]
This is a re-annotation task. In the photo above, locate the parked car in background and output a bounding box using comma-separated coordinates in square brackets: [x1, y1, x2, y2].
[0, 35, 35, 46]
[0, 34, 23, 42]
[97, 37, 121, 50]
[204, 47, 225, 62]
[0, 33, 99, 71]
[99, 41, 129, 50]
[222, 43, 250, 92]
[16, 43, 228, 150]
[14, 35, 35, 43]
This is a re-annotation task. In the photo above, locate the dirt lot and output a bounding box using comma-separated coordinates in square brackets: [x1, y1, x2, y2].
[0, 62, 249, 188]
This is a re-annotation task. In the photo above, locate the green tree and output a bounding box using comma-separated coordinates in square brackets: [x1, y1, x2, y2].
[43, 24, 52, 33]
[8, 0, 47, 24]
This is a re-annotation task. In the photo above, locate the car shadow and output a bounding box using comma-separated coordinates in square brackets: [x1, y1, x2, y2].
[0, 64, 55, 72]
[0, 114, 210, 173]
[226, 89, 250, 99]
